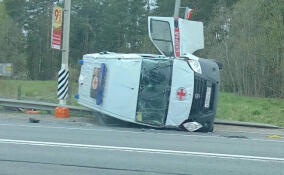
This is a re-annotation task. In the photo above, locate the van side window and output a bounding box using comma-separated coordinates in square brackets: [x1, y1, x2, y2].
[150, 20, 174, 57]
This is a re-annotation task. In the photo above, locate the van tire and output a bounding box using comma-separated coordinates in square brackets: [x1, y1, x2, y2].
[94, 112, 107, 125]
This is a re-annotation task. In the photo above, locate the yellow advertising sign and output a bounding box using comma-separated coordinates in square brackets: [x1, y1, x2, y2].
[5, 65, 12, 71]
[51, 5, 63, 50]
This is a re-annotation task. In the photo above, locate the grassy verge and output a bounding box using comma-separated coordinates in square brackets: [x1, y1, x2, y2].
[0, 79, 78, 106]
[0, 80, 283, 127]
[217, 92, 284, 127]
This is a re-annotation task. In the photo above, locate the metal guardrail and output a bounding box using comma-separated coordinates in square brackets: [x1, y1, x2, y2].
[0, 98, 93, 115]
[214, 119, 279, 129]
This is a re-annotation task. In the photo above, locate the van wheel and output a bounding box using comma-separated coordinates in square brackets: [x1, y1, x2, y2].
[93, 112, 107, 125]
[93, 111, 129, 126]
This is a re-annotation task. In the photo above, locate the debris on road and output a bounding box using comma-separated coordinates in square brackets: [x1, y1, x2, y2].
[29, 118, 40, 123]
[24, 110, 40, 114]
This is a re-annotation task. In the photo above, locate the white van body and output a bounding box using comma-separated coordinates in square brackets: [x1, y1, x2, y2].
[77, 16, 220, 131]
[78, 53, 197, 127]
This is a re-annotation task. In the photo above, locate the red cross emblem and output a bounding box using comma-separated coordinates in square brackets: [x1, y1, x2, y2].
[92, 77, 98, 90]
[176, 87, 187, 101]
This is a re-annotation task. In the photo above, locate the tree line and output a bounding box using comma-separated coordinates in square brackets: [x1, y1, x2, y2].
[0, 0, 283, 98]
[204, 0, 284, 98]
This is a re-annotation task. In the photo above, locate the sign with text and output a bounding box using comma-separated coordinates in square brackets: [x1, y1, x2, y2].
[0, 63, 13, 77]
[51, 6, 63, 50]
[174, 18, 180, 57]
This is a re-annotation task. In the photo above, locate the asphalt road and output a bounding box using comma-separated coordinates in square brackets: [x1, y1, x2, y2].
[0, 113, 283, 175]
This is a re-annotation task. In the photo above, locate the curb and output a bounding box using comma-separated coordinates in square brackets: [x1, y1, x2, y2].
[214, 119, 280, 129]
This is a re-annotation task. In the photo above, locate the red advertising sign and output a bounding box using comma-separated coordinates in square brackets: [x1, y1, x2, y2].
[51, 6, 63, 50]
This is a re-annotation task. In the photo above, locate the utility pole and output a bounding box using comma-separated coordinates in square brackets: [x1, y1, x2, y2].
[174, 0, 181, 17]
[59, 0, 71, 105]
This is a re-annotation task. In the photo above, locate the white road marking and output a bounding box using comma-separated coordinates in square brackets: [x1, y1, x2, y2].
[0, 123, 283, 143]
[0, 138, 283, 162]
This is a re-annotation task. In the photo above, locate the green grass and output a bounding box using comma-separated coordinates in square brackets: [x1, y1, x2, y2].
[217, 92, 284, 127]
[0, 80, 283, 127]
[0, 79, 78, 106]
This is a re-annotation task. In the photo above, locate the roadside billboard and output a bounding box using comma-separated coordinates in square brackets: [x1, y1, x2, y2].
[0, 63, 13, 77]
[51, 5, 63, 50]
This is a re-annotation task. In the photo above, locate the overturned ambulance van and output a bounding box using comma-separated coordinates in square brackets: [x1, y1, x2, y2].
[77, 16, 221, 132]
